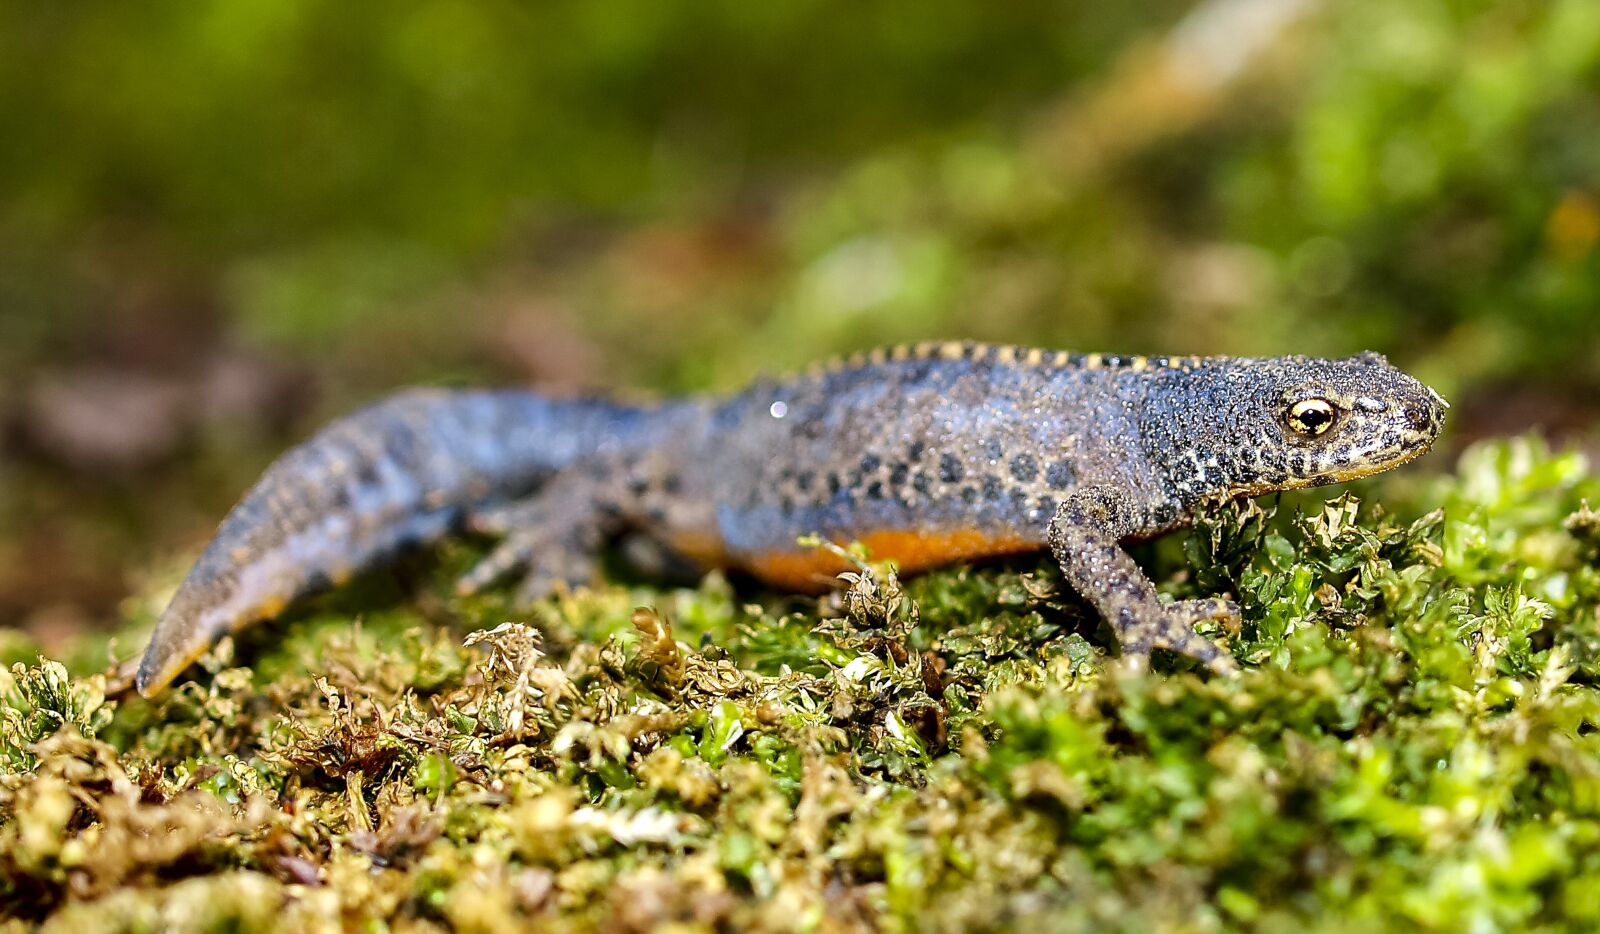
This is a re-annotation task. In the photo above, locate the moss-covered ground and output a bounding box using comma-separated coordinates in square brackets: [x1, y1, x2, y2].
[2, 437, 1598, 931]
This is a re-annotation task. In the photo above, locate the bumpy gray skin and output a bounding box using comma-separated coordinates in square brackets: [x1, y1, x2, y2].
[136, 343, 1446, 695]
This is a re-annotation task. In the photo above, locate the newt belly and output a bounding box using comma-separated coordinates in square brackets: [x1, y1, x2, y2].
[740, 528, 1040, 592]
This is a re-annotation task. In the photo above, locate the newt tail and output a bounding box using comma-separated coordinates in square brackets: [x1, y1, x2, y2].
[136, 389, 676, 695]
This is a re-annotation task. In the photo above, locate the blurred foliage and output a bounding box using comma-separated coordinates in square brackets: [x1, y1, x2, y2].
[0, 0, 1184, 380]
[3, 439, 1600, 929]
[0, 0, 1594, 390]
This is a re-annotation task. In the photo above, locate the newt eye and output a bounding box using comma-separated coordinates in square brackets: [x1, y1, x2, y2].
[1286, 398, 1338, 437]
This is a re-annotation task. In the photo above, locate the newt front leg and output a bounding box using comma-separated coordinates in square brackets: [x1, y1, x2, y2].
[1047, 486, 1239, 674]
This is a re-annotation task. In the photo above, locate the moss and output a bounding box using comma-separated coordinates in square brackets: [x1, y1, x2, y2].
[3, 437, 1600, 931]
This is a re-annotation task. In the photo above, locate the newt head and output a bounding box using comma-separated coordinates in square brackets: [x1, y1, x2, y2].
[1144, 351, 1448, 501]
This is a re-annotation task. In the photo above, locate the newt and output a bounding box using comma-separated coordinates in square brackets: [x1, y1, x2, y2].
[135, 342, 1446, 696]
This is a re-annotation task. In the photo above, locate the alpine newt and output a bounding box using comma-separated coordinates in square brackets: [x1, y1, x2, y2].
[135, 342, 1446, 695]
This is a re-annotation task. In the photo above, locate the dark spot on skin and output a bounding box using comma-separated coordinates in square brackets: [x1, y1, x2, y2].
[1382, 431, 1401, 448]
[908, 440, 926, 462]
[912, 472, 932, 495]
[984, 439, 1003, 461]
[866, 481, 885, 500]
[1150, 502, 1182, 526]
[795, 471, 814, 492]
[860, 454, 881, 474]
[1403, 405, 1429, 431]
[1010, 453, 1038, 482]
[939, 454, 965, 484]
[827, 474, 842, 496]
[711, 404, 745, 433]
[647, 507, 668, 524]
[1102, 354, 1128, 367]
[889, 462, 909, 487]
[662, 474, 683, 494]
[982, 476, 1003, 500]
[1046, 461, 1076, 490]
[382, 431, 420, 468]
[1035, 496, 1056, 517]
[779, 495, 795, 513]
[960, 486, 978, 504]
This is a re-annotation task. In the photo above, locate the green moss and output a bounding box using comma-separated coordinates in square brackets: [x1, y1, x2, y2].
[0, 437, 1597, 930]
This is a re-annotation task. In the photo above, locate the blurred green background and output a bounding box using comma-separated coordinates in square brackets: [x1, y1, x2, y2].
[1, 0, 1596, 647]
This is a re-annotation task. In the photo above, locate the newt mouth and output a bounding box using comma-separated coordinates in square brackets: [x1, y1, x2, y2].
[1317, 442, 1437, 485]
[1226, 440, 1439, 500]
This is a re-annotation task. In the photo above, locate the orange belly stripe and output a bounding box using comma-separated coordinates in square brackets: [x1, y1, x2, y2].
[742, 528, 1040, 592]
[658, 529, 729, 568]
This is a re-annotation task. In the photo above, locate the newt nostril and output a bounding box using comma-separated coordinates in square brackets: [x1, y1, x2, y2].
[1403, 404, 1432, 431]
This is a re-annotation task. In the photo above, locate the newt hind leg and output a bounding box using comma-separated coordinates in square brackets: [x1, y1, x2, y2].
[457, 471, 621, 603]
[455, 453, 716, 603]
